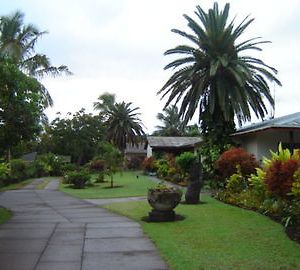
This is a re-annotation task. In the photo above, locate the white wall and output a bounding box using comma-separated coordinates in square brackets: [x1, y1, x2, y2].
[233, 129, 300, 162]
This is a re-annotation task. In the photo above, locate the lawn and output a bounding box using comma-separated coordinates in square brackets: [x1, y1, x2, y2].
[104, 195, 300, 270]
[60, 171, 157, 199]
[0, 207, 12, 225]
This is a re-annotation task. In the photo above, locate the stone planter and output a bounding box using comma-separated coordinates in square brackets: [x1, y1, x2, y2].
[147, 187, 182, 222]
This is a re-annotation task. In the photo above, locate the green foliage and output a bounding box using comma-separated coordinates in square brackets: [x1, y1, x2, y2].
[97, 141, 123, 188]
[158, 2, 280, 125]
[0, 162, 9, 186]
[33, 153, 64, 177]
[292, 169, 300, 199]
[10, 159, 27, 182]
[65, 169, 91, 189]
[226, 166, 246, 194]
[175, 152, 196, 173]
[0, 60, 46, 157]
[248, 168, 267, 201]
[39, 109, 104, 164]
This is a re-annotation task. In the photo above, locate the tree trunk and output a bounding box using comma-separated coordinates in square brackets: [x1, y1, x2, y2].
[110, 174, 114, 188]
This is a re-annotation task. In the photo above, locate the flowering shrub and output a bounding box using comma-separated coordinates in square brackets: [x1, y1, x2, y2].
[215, 147, 259, 182]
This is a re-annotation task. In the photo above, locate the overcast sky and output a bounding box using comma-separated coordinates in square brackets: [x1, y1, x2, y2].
[2, 0, 300, 132]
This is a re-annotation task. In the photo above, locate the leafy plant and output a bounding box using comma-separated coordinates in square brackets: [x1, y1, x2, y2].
[215, 147, 259, 182]
[175, 152, 197, 173]
[65, 169, 91, 189]
[10, 159, 28, 182]
[142, 157, 157, 173]
[226, 166, 246, 194]
[265, 159, 300, 198]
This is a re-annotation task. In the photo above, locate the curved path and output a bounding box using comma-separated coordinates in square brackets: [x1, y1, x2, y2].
[0, 179, 168, 270]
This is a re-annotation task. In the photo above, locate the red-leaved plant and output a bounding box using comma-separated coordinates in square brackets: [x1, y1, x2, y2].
[215, 147, 259, 181]
[265, 159, 300, 198]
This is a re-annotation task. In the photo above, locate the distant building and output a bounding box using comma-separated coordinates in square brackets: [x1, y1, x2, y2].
[146, 136, 202, 157]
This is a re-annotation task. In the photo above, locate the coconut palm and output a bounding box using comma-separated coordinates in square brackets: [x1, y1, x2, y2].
[105, 101, 145, 153]
[154, 105, 184, 136]
[93, 92, 116, 120]
[158, 2, 281, 125]
[0, 11, 71, 106]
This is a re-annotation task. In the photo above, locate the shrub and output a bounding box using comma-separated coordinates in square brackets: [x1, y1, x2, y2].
[125, 156, 145, 170]
[226, 166, 246, 194]
[142, 157, 157, 172]
[33, 153, 64, 177]
[66, 169, 91, 189]
[215, 147, 259, 182]
[248, 168, 267, 202]
[0, 163, 9, 186]
[61, 163, 78, 173]
[10, 159, 28, 182]
[95, 171, 105, 183]
[175, 152, 197, 173]
[89, 159, 105, 172]
[292, 169, 300, 199]
[265, 159, 300, 198]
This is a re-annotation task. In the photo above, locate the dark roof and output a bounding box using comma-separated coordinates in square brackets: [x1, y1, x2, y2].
[125, 143, 147, 154]
[233, 112, 300, 136]
[147, 136, 202, 148]
[21, 152, 37, 162]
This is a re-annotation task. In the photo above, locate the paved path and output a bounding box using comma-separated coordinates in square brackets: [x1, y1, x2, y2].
[0, 179, 168, 270]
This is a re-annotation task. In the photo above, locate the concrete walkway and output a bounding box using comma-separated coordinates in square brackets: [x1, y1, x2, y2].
[0, 179, 168, 270]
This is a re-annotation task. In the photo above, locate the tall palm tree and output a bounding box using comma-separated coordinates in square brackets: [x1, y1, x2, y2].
[158, 2, 281, 125]
[105, 101, 145, 153]
[0, 11, 71, 106]
[154, 105, 184, 136]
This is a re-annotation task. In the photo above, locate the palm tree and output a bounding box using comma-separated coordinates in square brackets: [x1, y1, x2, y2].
[105, 101, 145, 153]
[158, 2, 281, 126]
[93, 92, 116, 120]
[0, 11, 71, 106]
[154, 105, 184, 136]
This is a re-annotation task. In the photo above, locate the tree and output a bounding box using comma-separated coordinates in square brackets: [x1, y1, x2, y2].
[0, 59, 47, 159]
[158, 2, 281, 126]
[154, 105, 184, 136]
[97, 142, 123, 188]
[105, 101, 145, 153]
[39, 109, 105, 164]
[0, 10, 71, 106]
[93, 92, 116, 120]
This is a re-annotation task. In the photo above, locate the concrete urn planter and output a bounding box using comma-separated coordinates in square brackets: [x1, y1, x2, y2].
[147, 185, 182, 221]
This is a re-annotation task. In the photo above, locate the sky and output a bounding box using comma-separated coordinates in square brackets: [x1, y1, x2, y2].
[2, 0, 300, 133]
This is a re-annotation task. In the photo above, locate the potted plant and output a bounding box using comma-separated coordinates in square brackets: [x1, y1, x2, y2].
[147, 182, 182, 221]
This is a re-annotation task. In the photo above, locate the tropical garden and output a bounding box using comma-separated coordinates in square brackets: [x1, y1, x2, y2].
[0, 2, 300, 270]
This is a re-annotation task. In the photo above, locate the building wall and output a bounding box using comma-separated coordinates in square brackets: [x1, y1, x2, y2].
[234, 129, 300, 162]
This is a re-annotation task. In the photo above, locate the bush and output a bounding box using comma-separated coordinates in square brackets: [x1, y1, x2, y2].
[94, 171, 105, 183]
[226, 166, 246, 194]
[89, 159, 105, 172]
[33, 153, 64, 177]
[61, 163, 78, 173]
[65, 169, 91, 189]
[0, 163, 9, 186]
[10, 159, 28, 182]
[142, 157, 157, 172]
[265, 159, 300, 198]
[215, 147, 259, 182]
[126, 156, 144, 170]
[175, 152, 197, 173]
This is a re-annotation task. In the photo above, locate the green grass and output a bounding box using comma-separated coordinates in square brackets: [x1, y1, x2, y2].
[0, 178, 33, 192]
[104, 195, 300, 270]
[0, 207, 12, 225]
[60, 171, 157, 199]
